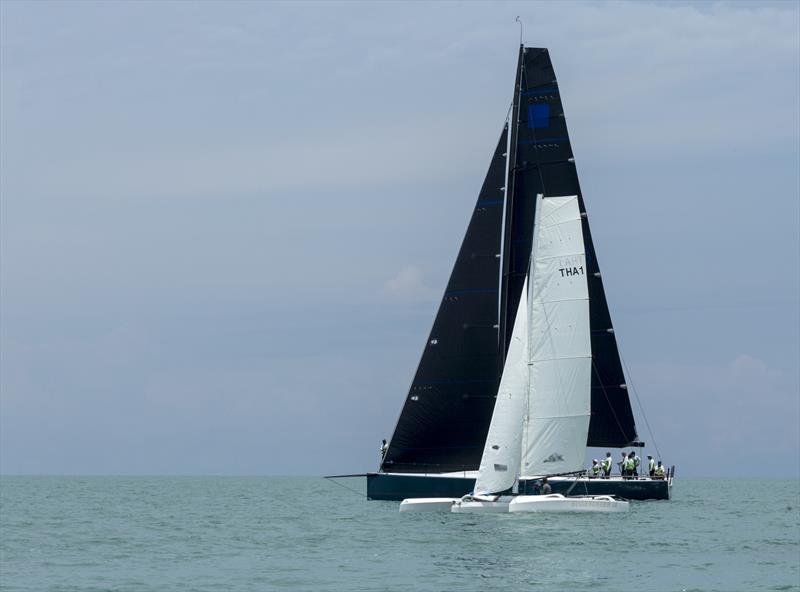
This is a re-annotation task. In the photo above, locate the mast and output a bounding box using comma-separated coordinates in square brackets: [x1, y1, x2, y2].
[498, 45, 524, 368]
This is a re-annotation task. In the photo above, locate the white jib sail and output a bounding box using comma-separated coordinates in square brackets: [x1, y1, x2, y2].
[522, 194, 592, 476]
[473, 277, 529, 495]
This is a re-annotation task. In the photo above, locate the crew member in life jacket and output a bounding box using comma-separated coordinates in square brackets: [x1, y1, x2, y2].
[602, 452, 613, 478]
[648, 455, 655, 477]
[631, 451, 640, 476]
[618, 452, 628, 476]
[623, 453, 635, 478]
[654, 461, 666, 479]
[590, 459, 601, 478]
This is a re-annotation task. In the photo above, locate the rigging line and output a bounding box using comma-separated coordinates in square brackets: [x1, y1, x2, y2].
[564, 475, 591, 496]
[498, 112, 512, 350]
[521, 275, 531, 468]
[619, 352, 662, 461]
[591, 358, 632, 444]
[515, 16, 524, 46]
[323, 476, 365, 498]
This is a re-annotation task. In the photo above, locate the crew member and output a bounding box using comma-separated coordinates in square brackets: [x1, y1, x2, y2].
[623, 453, 635, 478]
[541, 477, 552, 495]
[618, 452, 628, 476]
[602, 452, 612, 477]
[654, 461, 666, 479]
[648, 455, 655, 477]
[631, 451, 640, 476]
[379, 439, 388, 460]
[590, 459, 601, 478]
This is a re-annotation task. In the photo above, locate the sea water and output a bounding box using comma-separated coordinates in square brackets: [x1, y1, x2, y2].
[1, 476, 798, 592]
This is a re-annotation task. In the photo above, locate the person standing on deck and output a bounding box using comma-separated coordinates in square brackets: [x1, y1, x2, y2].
[541, 477, 552, 495]
[379, 439, 388, 461]
[590, 459, 601, 478]
[648, 455, 655, 477]
[623, 454, 635, 478]
[654, 461, 666, 479]
[602, 453, 613, 477]
[618, 452, 628, 476]
[631, 451, 640, 476]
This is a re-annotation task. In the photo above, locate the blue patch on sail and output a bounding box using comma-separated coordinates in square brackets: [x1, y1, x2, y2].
[528, 104, 550, 129]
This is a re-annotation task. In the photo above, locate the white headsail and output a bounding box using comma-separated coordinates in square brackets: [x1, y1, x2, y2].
[473, 277, 529, 495]
[522, 194, 592, 476]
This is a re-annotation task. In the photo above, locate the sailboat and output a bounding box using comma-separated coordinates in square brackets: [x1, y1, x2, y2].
[362, 45, 673, 503]
[401, 193, 628, 514]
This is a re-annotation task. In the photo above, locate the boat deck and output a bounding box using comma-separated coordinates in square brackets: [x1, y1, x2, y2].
[367, 471, 673, 501]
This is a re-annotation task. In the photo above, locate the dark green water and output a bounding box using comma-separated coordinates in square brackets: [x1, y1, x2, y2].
[1, 477, 798, 591]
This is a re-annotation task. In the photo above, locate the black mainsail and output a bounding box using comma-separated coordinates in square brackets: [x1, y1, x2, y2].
[381, 126, 508, 473]
[382, 46, 638, 476]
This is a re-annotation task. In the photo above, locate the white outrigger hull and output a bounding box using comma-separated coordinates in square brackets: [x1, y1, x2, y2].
[400, 493, 628, 513]
[398, 497, 457, 512]
[509, 493, 629, 513]
[450, 495, 513, 514]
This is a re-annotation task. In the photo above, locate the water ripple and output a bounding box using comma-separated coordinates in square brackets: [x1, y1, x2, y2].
[1, 476, 799, 591]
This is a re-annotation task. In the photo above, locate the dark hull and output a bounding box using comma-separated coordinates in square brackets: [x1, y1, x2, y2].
[367, 472, 671, 501]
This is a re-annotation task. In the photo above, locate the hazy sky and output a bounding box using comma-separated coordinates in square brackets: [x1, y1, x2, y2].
[1, 1, 798, 478]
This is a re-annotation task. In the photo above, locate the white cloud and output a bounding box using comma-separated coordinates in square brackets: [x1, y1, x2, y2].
[382, 265, 438, 302]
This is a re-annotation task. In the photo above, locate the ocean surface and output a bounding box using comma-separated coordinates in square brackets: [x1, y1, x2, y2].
[1, 477, 798, 592]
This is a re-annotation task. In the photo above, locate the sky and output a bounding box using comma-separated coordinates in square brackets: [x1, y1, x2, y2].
[1, 0, 798, 478]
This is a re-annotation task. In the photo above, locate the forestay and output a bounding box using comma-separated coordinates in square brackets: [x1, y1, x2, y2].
[522, 195, 591, 476]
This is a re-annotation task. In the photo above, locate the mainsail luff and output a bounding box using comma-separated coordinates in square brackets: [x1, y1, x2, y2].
[381, 126, 509, 473]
